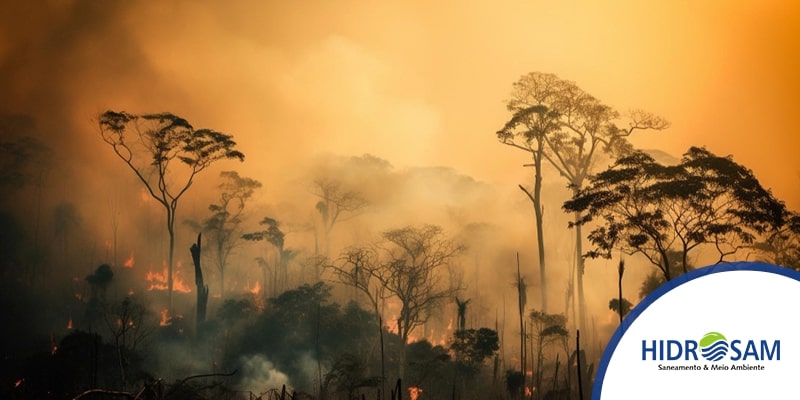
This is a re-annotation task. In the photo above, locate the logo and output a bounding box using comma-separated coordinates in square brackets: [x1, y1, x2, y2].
[594, 262, 800, 399]
[699, 332, 729, 361]
[641, 333, 780, 362]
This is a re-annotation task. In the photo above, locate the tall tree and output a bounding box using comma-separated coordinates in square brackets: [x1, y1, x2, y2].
[0, 120, 54, 283]
[243, 216, 295, 295]
[200, 170, 261, 299]
[327, 246, 388, 399]
[312, 177, 367, 257]
[497, 74, 563, 314]
[99, 111, 244, 312]
[499, 72, 669, 330]
[564, 147, 786, 281]
[528, 310, 567, 400]
[335, 225, 463, 381]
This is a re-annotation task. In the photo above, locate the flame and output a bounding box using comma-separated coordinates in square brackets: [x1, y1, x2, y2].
[50, 334, 57, 355]
[123, 251, 135, 268]
[14, 379, 23, 388]
[146, 261, 191, 293]
[160, 309, 171, 326]
[67, 317, 73, 330]
[386, 314, 399, 334]
[128, 288, 135, 296]
[245, 280, 261, 295]
[408, 386, 423, 400]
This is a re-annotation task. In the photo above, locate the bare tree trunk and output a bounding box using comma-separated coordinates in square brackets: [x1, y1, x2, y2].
[574, 210, 587, 334]
[516, 252, 526, 400]
[167, 207, 176, 314]
[618, 260, 625, 324]
[191, 233, 208, 333]
[576, 330, 584, 400]
[376, 289, 386, 400]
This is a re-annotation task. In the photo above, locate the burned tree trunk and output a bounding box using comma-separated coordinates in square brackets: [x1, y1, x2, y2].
[190, 233, 209, 332]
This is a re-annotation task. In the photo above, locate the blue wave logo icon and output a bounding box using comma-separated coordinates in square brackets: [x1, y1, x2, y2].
[700, 332, 729, 361]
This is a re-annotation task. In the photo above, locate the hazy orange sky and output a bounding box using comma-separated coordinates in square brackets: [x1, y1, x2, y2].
[1, 0, 798, 209]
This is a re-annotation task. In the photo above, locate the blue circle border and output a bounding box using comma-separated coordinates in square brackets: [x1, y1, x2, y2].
[592, 261, 800, 399]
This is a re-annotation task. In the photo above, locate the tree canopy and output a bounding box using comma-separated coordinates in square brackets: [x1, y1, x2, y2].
[99, 110, 244, 311]
[564, 146, 787, 280]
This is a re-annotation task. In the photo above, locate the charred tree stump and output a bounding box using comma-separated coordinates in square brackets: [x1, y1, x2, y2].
[618, 260, 625, 325]
[576, 330, 586, 400]
[190, 233, 209, 332]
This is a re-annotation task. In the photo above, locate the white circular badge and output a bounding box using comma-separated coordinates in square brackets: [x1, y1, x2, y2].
[594, 262, 800, 399]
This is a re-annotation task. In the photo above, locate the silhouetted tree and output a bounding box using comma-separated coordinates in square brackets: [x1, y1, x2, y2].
[638, 250, 695, 299]
[499, 72, 669, 331]
[334, 225, 463, 382]
[0, 121, 53, 282]
[756, 211, 800, 269]
[103, 296, 151, 388]
[235, 282, 376, 393]
[328, 246, 388, 396]
[497, 75, 562, 314]
[564, 147, 786, 281]
[243, 216, 295, 295]
[85, 264, 114, 328]
[451, 328, 499, 365]
[190, 233, 209, 330]
[378, 225, 463, 381]
[455, 297, 470, 332]
[529, 310, 567, 399]
[196, 170, 261, 299]
[608, 298, 632, 320]
[99, 111, 244, 312]
[312, 177, 367, 257]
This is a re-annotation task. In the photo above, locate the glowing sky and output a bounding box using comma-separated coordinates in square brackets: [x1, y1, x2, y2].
[1, 0, 798, 208]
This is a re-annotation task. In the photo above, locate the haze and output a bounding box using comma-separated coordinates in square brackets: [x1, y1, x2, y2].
[1, 0, 798, 398]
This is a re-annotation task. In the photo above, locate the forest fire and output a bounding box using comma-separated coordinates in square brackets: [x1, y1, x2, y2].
[245, 280, 261, 295]
[408, 386, 423, 400]
[50, 334, 57, 355]
[123, 251, 134, 268]
[1, 2, 798, 398]
[146, 261, 191, 293]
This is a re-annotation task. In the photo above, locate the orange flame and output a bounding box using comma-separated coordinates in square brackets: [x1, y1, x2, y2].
[408, 386, 423, 400]
[50, 334, 58, 355]
[67, 317, 73, 330]
[160, 309, 171, 326]
[245, 280, 261, 295]
[525, 386, 536, 397]
[146, 261, 191, 293]
[14, 379, 23, 388]
[123, 251, 134, 268]
[386, 315, 399, 335]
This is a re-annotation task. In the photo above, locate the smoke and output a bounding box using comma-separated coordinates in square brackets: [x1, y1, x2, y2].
[237, 354, 290, 394]
[1, 1, 798, 393]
